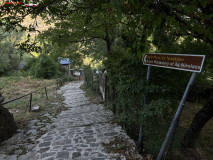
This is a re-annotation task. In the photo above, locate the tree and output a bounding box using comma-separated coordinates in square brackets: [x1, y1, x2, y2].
[181, 86, 213, 149]
[0, 28, 25, 75]
[34, 54, 61, 79]
[37, 0, 118, 54]
[112, 0, 213, 151]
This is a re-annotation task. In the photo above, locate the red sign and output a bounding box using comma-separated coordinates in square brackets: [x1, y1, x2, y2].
[142, 53, 205, 72]
[1, 2, 21, 6]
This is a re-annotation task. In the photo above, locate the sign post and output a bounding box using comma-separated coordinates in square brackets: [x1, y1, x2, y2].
[141, 53, 205, 160]
[138, 65, 151, 149]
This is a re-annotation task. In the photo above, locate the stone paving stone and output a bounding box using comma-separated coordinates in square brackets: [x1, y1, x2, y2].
[45, 157, 54, 160]
[40, 152, 56, 159]
[38, 147, 50, 153]
[72, 152, 81, 158]
[56, 151, 69, 159]
[39, 142, 51, 147]
[5, 155, 17, 160]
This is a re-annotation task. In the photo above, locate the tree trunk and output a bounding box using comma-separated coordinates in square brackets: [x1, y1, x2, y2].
[104, 28, 112, 54]
[112, 86, 116, 114]
[0, 93, 16, 143]
[181, 87, 213, 149]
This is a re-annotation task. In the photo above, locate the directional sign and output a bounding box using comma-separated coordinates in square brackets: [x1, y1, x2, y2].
[142, 53, 205, 72]
[140, 53, 206, 159]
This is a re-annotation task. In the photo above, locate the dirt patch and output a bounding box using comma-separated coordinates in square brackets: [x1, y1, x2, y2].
[102, 136, 142, 160]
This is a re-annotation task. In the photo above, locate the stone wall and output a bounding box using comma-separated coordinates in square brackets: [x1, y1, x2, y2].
[0, 92, 16, 143]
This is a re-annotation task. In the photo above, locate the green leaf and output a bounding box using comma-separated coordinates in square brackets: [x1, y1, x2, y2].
[137, 50, 142, 58]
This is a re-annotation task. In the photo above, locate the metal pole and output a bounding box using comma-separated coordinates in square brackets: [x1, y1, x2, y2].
[157, 72, 197, 160]
[45, 87, 48, 99]
[138, 65, 151, 149]
[29, 93, 32, 112]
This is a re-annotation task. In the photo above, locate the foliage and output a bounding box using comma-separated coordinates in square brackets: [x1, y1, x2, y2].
[153, 27, 213, 100]
[0, 47, 10, 74]
[22, 57, 38, 75]
[0, 28, 24, 75]
[102, 38, 184, 155]
[38, 40, 83, 67]
[34, 54, 61, 79]
[22, 54, 63, 79]
[83, 65, 94, 89]
[61, 76, 74, 82]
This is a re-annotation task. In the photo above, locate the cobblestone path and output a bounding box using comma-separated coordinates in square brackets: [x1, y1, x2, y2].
[0, 82, 142, 160]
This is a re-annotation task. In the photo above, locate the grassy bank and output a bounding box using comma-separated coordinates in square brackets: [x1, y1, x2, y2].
[0, 76, 66, 129]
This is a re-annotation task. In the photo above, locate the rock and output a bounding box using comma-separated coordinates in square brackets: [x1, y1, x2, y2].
[5, 155, 18, 160]
[72, 152, 81, 158]
[31, 106, 40, 111]
[26, 129, 37, 136]
[51, 103, 58, 105]
[14, 149, 22, 155]
[0, 92, 16, 143]
[16, 129, 23, 133]
[0, 154, 6, 160]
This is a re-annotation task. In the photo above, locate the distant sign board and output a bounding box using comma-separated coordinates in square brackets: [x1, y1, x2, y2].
[142, 53, 205, 72]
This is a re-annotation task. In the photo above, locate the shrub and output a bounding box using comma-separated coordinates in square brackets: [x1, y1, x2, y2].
[34, 54, 61, 79]
[22, 57, 38, 75]
[62, 75, 74, 82]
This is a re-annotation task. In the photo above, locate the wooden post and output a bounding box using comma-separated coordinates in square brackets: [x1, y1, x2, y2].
[29, 93, 32, 112]
[104, 75, 107, 102]
[45, 87, 48, 99]
[112, 86, 116, 115]
[91, 73, 93, 90]
[96, 74, 99, 95]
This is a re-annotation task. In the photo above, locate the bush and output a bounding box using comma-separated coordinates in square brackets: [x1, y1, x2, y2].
[22, 57, 38, 75]
[34, 54, 61, 79]
[22, 54, 64, 79]
[82, 65, 94, 88]
[62, 75, 74, 82]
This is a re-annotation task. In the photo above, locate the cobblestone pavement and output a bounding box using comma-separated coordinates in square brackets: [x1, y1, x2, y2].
[0, 82, 142, 160]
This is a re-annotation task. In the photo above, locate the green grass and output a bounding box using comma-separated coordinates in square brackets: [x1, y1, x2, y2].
[5, 99, 28, 109]
[0, 76, 21, 89]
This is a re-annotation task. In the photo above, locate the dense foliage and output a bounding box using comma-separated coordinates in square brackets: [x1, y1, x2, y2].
[22, 54, 62, 79]
[0, 28, 24, 75]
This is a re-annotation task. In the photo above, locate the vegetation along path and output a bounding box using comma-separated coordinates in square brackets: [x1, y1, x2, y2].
[1, 82, 142, 160]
